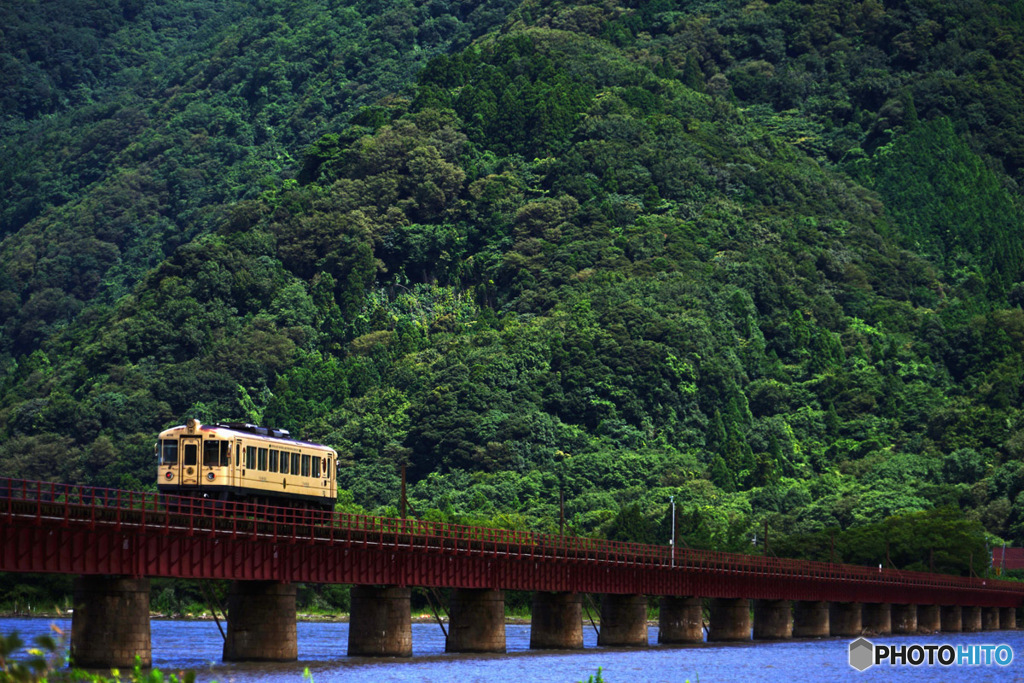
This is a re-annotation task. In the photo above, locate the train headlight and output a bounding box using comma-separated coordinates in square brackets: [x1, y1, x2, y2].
[206, 472, 215, 481]
[165, 471, 174, 480]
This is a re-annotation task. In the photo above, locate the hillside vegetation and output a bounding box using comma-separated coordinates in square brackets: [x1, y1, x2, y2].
[3, 0, 1024, 574]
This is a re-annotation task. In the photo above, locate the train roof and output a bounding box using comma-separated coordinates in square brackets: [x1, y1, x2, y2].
[158, 420, 335, 452]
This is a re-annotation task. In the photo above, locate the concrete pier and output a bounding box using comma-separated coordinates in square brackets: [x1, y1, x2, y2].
[891, 603, 917, 634]
[223, 581, 297, 661]
[963, 606, 983, 632]
[1000, 606, 1017, 630]
[71, 576, 151, 669]
[347, 585, 412, 657]
[792, 601, 829, 638]
[862, 603, 891, 635]
[982, 606, 1000, 630]
[753, 600, 792, 640]
[829, 602, 862, 637]
[917, 604, 940, 633]
[530, 592, 583, 649]
[658, 596, 704, 644]
[447, 589, 506, 653]
[708, 598, 751, 641]
[597, 594, 648, 647]
[940, 605, 962, 632]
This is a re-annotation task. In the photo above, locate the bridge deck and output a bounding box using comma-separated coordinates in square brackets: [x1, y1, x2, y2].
[2, 478, 1021, 607]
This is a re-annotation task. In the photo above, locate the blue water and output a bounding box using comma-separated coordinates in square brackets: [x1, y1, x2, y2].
[4, 617, 1024, 682]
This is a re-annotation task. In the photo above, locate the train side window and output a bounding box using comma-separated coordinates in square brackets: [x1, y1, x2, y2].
[220, 441, 230, 467]
[160, 440, 178, 465]
[203, 440, 221, 467]
[291, 452, 300, 475]
[246, 446, 256, 470]
[301, 453, 310, 477]
[269, 449, 279, 472]
[279, 451, 288, 474]
[312, 456, 320, 478]
[258, 448, 268, 471]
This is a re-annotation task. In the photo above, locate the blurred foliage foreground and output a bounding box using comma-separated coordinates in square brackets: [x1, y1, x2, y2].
[0, 627, 197, 683]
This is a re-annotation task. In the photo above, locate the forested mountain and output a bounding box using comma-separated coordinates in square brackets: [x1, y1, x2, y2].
[3, 0, 1024, 574]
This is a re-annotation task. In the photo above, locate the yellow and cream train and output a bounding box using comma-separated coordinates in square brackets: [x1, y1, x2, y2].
[156, 419, 337, 510]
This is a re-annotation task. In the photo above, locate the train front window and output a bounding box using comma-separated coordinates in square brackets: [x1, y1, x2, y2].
[203, 440, 221, 467]
[183, 442, 197, 466]
[159, 440, 178, 465]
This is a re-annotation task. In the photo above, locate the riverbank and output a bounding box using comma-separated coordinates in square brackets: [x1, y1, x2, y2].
[0, 609, 536, 625]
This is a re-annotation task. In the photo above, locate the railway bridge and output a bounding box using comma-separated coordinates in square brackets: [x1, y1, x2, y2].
[2, 478, 1022, 668]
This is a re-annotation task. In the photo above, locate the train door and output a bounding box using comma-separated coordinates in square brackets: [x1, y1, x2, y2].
[180, 436, 200, 487]
[232, 439, 242, 488]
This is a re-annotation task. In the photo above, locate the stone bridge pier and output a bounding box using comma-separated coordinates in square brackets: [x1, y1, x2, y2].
[658, 596, 704, 644]
[597, 594, 648, 646]
[223, 580, 297, 661]
[708, 598, 751, 641]
[446, 589, 506, 653]
[70, 576, 151, 669]
[347, 585, 412, 656]
[530, 592, 584, 649]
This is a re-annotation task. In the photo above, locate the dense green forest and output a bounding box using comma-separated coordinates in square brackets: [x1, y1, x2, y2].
[3, 0, 1024, 577]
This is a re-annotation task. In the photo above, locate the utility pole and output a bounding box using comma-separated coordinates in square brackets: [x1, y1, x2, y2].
[400, 463, 407, 520]
[670, 495, 676, 568]
[559, 489, 565, 537]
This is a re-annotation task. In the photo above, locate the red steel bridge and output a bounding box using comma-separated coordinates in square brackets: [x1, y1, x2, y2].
[2, 476, 1021, 607]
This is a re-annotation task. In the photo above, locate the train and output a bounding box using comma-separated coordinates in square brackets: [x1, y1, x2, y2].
[156, 419, 337, 510]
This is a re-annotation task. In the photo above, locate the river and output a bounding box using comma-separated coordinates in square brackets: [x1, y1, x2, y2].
[2, 617, 1022, 681]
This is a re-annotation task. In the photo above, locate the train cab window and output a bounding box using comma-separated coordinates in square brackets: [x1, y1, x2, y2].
[245, 446, 256, 470]
[203, 440, 221, 467]
[290, 452, 300, 475]
[159, 440, 178, 465]
[301, 453, 311, 477]
[258, 448, 268, 471]
[269, 449, 279, 472]
[183, 442, 197, 466]
[312, 456, 320, 479]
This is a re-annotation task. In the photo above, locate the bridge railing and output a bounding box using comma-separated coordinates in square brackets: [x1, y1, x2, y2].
[2, 477, 1022, 596]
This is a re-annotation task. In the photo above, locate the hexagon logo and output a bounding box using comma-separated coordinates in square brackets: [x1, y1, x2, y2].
[849, 637, 875, 671]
